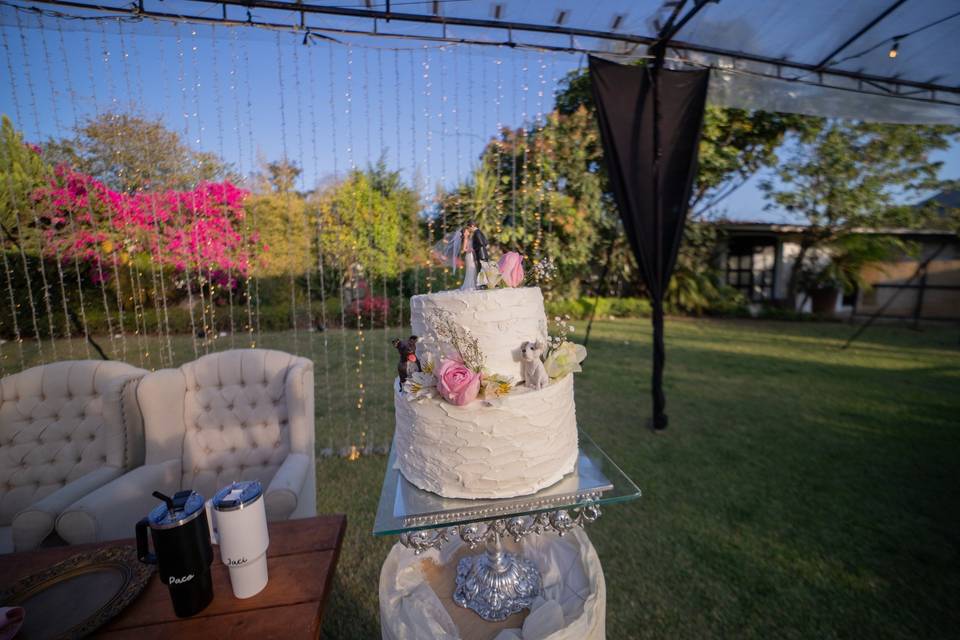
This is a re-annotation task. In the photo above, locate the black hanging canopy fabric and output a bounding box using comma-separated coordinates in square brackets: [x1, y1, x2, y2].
[588, 56, 710, 431]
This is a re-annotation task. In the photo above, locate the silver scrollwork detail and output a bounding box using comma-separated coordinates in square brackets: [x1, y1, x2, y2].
[397, 503, 602, 553]
[398, 527, 451, 554]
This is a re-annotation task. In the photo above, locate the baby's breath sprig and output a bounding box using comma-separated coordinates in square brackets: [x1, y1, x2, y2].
[548, 314, 576, 357]
[426, 309, 486, 372]
[527, 256, 557, 286]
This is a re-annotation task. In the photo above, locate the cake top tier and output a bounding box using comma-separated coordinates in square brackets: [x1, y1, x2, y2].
[410, 287, 548, 381]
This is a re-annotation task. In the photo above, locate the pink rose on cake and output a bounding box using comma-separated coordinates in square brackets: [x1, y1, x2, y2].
[436, 359, 482, 406]
[498, 252, 524, 287]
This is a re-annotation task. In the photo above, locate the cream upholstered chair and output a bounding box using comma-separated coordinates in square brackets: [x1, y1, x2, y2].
[57, 349, 316, 544]
[0, 360, 147, 553]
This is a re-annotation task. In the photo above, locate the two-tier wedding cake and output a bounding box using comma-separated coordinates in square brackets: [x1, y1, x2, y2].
[392, 285, 583, 499]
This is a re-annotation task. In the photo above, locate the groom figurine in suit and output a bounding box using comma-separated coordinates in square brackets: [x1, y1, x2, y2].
[465, 221, 493, 289]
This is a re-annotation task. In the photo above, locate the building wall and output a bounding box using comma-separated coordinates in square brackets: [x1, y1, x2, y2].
[856, 239, 960, 320]
[717, 232, 959, 320]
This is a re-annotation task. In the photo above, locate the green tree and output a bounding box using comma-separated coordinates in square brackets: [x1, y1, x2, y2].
[0, 115, 51, 244]
[315, 166, 421, 279]
[442, 67, 813, 304]
[246, 159, 311, 278]
[760, 121, 958, 303]
[43, 112, 234, 192]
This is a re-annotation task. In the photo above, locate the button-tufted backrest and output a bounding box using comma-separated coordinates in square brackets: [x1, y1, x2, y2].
[0, 360, 147, 526]
[178, 350, 310, 501]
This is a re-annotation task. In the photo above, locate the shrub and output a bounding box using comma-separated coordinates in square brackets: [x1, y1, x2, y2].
[545, 296, 652, 320]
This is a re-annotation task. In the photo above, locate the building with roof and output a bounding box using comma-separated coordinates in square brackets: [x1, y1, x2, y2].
[715, 214, 959, 321]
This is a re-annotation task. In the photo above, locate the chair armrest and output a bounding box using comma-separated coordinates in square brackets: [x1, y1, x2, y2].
[12, 466, 125, 551]
[56, 459, 181, 545]
[265, 453, 311, 521]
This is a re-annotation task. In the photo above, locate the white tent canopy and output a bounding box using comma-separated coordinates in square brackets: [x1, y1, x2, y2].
[13, 0, 960, 123]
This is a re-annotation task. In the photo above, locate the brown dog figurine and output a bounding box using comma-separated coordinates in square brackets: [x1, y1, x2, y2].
[392, 336, 421, 387]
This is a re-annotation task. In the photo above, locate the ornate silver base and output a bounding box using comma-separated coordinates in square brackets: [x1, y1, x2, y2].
[397, 503, 601, 622]
[453, 544, 542, 621]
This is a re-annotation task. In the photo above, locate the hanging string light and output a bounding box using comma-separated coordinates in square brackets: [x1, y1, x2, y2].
[345, 43, 355, 171]
[393, 48, 405, 328]
[115, 18, 148, 369]
[494, 54, 504, 235]
[193, 27, 218, 352]
[99, 19, 132, 361]
[55, 16, 93, 360]
[437, 46, 449, 288]
[327, 41, 340, 180]
[80, 23, 119, 359]
[308, 40, 333, 455]
[36, 13, 75, 358]
[152, 21, 177, 364]
[378, 45, 388, 452]
[363, 46, 372, 166]
[519, 49, 531, 254]
[173, 24, 201, 359]
[533, 51, 547, 257]
[338, 265, 351, 453]
[0, 25, 27, 368]
[275, 32, 299, 352]
[240, 31, 262, 347]
[186, 26, 213, 354]
[292, 35, 313, 360]
[210, 24, 237, 351]
[126, 19, 168, 368]
[15, 10, 57, 360]
[453, 46, 463, 278]
[407, 48, 421, 296]
[422, 46, 435, 293]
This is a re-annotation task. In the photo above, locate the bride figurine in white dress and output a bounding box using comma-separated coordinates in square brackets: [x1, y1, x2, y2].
[435, 222, 491, 291]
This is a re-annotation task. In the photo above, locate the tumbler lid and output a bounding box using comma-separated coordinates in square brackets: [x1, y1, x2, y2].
[212, 480, 263, 512]
[148, 490, 206, 529]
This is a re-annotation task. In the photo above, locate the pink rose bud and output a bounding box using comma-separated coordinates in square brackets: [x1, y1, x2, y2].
[498, 251, 524, 287]
[436, 359, 482, 406]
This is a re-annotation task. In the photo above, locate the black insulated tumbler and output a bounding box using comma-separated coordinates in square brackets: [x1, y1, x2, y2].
[136, 489, 215, 618]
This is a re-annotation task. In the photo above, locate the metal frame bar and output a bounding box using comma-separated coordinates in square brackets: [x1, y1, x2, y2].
[814, 0, 909, 69]
[11, 0, 960, 97]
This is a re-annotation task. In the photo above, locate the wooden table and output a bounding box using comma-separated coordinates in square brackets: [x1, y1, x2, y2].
[0, 515, 346, 639]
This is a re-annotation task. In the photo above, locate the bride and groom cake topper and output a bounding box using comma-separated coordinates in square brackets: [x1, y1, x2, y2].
[435, 221, 491, 291]
[436, 222, 527, 291]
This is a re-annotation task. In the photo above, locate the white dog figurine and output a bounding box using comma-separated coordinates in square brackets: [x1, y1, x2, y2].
[520, 340, 550, 390]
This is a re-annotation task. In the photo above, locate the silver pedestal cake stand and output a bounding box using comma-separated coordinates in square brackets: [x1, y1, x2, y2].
[373, 430, 641, 622]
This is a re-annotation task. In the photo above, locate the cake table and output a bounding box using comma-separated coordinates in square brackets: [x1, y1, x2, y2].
[373, 430, 640, 622]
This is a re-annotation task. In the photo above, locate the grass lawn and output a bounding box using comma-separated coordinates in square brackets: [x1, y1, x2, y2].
[4, 318, 958, 638]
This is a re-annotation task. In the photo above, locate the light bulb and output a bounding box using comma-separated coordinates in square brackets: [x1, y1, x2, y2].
[888, 41, 899, 58]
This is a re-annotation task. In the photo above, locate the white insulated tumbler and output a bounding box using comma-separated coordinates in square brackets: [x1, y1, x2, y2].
[206, 480, 270, 599]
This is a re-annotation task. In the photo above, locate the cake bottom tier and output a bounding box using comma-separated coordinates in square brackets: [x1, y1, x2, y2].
[393, 373, 579, 499]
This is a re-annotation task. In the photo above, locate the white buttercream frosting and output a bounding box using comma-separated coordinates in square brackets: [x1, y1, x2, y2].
[394, 374, 579, 499]
[410, 287, 549, 381]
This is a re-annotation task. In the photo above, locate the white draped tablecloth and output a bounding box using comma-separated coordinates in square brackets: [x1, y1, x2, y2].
[379, 528, 606, 640]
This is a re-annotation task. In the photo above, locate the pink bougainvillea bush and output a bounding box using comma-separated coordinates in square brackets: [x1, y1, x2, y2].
[32, 165, 260, 291]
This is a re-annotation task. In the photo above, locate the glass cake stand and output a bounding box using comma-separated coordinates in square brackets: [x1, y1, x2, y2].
[373, 430, 641, 622]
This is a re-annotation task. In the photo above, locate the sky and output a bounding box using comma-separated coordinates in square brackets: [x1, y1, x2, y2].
[2, 5, 958, 223]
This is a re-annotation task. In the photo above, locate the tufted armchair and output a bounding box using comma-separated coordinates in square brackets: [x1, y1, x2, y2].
[0, 360, 147, 553]
[57, 349, 316, 545]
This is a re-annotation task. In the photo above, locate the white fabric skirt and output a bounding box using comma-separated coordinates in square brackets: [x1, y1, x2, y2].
[379, 528, 606, 640]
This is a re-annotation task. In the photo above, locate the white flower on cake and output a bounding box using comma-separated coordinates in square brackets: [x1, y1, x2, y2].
[544, 341, 587, 379]
[479, 373, 515, 403]
[478, 261, 503, 289]
[402, 371, 438, 401]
